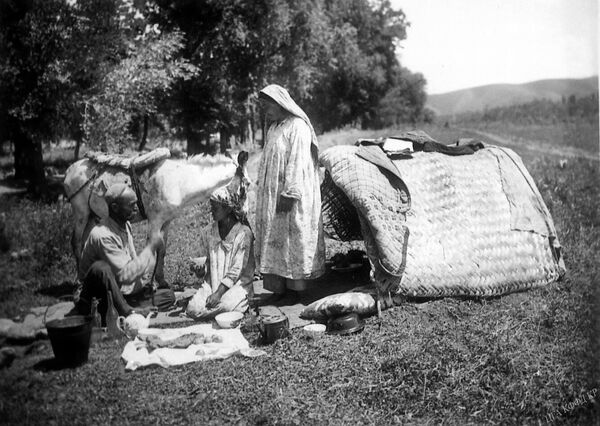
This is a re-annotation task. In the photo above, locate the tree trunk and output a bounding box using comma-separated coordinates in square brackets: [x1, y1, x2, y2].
[247, 100, 257, 147]
[187, 138, 204, 156]
[13, 126, 46, 196]
[237, 125, 245, 147]
[138, 114, 149, 151]
[74, 137, 82, 161]
[219, 127, 229, 154]
[246, 119, 254, 146]
[186, 124, 203, 155]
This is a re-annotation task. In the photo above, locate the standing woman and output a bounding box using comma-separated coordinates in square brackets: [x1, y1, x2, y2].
[255, 84, 325, 304]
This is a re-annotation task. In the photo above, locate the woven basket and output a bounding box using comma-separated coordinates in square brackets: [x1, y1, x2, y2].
[320, 144, 565, 298]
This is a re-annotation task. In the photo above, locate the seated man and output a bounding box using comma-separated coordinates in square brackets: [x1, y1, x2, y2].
[186, 185, 255, 319]
[70, 183, 162, 325]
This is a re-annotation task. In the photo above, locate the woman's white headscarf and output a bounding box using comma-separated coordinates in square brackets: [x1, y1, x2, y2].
[259, 84, 319, 163]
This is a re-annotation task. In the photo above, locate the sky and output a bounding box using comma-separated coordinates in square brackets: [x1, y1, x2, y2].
[391, 0, 598, 94]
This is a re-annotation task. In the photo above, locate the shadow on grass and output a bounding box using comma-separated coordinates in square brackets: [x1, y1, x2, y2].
[396, 287, 533, 305]
[33, 357, 88, 372]
[298, 263, 373, 306]
[36, 281, 77, 298]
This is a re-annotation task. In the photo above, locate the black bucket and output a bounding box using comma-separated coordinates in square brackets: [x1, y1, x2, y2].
[46, 315, 93, 367]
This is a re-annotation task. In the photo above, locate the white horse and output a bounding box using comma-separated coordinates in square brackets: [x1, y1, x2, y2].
[63, 150, 249, 287]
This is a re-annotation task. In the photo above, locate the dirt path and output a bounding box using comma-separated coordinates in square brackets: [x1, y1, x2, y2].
[461, 127, 599, 161]
[0, 185, 26, 196]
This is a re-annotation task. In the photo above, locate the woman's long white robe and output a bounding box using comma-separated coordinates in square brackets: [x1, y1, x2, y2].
[255, 117, 325, 280]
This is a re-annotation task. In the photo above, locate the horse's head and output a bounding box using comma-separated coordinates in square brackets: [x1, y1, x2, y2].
[170, 151, 251, 211]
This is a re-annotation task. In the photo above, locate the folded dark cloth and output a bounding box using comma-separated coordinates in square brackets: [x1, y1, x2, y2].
[418, 140, 485, 155]
[357, 130, 485, 157]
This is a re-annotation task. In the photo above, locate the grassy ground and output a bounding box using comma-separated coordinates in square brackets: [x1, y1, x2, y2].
[0, 122, 598, 425]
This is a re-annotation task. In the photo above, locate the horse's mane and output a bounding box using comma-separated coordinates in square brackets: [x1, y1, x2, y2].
[185, 153, 234, 167]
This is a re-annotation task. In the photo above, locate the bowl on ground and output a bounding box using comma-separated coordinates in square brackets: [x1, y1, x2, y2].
[215, 311, 244, 329]
[326, 312, 365, 335]
[303, 323, 326, 339]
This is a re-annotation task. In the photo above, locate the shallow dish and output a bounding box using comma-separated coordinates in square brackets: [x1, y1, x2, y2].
[215, 311, 244, 329]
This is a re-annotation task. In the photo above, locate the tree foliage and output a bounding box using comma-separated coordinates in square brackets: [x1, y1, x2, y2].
[0, 0, 427, 191]
[0, 0, 79, 191]
[84, 29, 197, 152]
[376, 67, 428, 127]
[308, 0, 411, 131]
[156, 0, 426, 145]
[81, 0, 198, 152]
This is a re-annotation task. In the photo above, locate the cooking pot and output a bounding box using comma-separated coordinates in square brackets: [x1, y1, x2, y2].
[257, 314, 289, 344]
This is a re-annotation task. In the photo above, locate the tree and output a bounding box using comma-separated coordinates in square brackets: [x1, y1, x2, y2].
[155, 0, 307, 153]
[306, 0, 411, 131]
[0, 0, 126, 193]
[82, 0, 198, 153]
[0, 0, 426, 190]
[83, 29, 198, 152]
[62, 0, 127, 159]
[0, 0, 77, 193]
[158, 0, 416, 144]
[375, 67, 427, 127]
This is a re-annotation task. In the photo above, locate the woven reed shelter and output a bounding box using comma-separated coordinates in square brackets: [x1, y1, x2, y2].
[320, 137, 565, 298]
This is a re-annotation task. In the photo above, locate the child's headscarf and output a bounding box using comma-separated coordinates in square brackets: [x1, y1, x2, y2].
[259, 84, 319, 163]
[210, 185, 249, 227]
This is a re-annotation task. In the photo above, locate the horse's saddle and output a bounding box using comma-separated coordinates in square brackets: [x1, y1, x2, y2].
[85, 147, 171, 170]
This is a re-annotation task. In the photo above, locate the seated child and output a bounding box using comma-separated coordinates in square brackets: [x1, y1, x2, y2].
[186, 185, 255, 320]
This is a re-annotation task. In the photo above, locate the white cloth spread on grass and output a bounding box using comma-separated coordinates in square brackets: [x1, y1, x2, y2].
[121, 324, 265, 371]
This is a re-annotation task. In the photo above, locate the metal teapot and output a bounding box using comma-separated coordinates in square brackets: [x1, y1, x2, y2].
[257, 314, 290, 344]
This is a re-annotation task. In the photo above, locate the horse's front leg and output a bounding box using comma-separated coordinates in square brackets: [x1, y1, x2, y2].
[70, 226, 82, 274]
[149, 219, 171, 289]
[70, 214, 88, 277]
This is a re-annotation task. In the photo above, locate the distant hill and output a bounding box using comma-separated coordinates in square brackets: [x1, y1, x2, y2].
[427, 76, 598, 116]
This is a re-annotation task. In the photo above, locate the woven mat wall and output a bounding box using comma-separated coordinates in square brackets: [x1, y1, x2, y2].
[320, 145, 566, 298]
